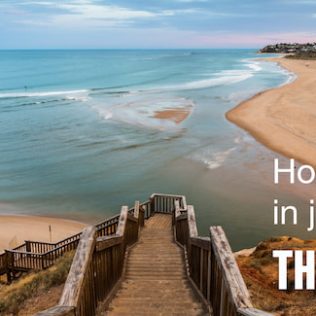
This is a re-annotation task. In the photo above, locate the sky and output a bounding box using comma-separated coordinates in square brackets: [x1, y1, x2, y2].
[0, 0, 316, 49]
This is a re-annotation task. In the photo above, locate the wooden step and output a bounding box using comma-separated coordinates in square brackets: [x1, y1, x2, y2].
[104, 214, 207, 316]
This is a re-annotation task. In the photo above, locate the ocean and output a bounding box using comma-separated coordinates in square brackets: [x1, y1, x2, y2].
[0, 49, 308, 249]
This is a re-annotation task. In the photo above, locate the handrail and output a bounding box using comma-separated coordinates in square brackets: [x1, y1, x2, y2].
[4, 193, 270, 316]
[210, 226, 252, 309]
[33, 195, 191, 315]
[1, 211, 124, 280]
[12, 243, 27, 251]
[173, 199, 272, 316]
[58, 225, 96, 312]
[36, 204, 142, 316]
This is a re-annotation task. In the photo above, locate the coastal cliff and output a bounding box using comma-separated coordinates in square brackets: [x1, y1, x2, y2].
[237, 237, 316, 316]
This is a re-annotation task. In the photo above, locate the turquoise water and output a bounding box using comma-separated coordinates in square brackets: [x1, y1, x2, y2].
[0, 49, 308, 249]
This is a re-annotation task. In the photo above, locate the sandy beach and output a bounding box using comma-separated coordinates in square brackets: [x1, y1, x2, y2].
[0, 215, 86, 253]
[153, 107, 191, 124]
[227, 57, 316, 167]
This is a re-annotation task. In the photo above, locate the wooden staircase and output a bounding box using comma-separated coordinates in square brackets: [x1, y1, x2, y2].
[105, 214, 207, 316]
[36, 194, 272, 316]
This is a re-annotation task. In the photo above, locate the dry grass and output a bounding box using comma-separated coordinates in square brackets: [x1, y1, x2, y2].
[0, 251, 74, 315]
[237, 236, 316, 316]
[286, 52, 316, 60]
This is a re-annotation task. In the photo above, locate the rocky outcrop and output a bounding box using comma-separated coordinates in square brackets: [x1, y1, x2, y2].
[237, 236, 316, 315]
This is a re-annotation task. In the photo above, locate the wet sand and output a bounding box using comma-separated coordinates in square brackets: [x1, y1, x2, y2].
[227, 57, 316, 167]
[0, 215, 86, 253]
[153, 107, 191, 124]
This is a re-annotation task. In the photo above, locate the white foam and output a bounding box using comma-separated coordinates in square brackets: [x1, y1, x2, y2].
[91, 97, 194, 130]
[282, 73, 297, 85]
[0, 89, 88, 98]
[276, 66, 297, 86]
[191, 147, 236, 169]
[259, 59, 297, 87]
[246, 62, 262, 72]
[160, 73, 253, 91]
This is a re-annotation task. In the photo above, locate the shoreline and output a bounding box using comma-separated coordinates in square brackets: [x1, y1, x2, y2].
[226, 57, 316, 168]
[0, 214, 86, 253]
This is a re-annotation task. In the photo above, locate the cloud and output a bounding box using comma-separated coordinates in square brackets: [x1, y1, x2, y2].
[174, 0, 208, 2]
[14, 0, 228, 29]
[56, 2, 156, 20]
[283, 0, 316, 3]
[11, 0, 159, 28]
[13, 0, 205, 28]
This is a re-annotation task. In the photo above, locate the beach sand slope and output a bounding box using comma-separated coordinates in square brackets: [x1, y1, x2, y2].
[0, 215, 86, 253]
[227, 58, 316, 167]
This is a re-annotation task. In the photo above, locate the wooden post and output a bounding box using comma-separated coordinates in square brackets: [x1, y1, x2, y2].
[174, 200, 181, 218]
[187, 205, 198, 238]
[25, 241, 31, 252]
[207, 250, 211, 303]
[150, 196, 155, 215]
[187, 205, 198, 269]
[5, 250, 13, 283]
[139, 205, 145, 227]
[59, 226, 96, 309]
[49, 225, 52, 243]
[134, 200, 143, 239]
[199, 248, 203, 291]
[116, 206, 128, 235]
[134, 201, 140, 219]
[210, 226, 253, 310]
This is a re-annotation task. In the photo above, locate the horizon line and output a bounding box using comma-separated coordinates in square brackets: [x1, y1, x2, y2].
[0, 47, 260, 50]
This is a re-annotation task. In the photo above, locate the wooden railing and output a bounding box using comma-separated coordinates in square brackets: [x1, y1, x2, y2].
[34, 194, 189, 316]
[151, 193, 186, 214]
[173, 201, 272, 316]
[0, 212, 128, 282]
[2, 193, 271, 316]
[0, 252, 7, 275]
[36, 202, 144, 316]
[0, 195, 178, 280]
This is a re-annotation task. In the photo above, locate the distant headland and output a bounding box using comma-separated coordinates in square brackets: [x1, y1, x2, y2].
[259, 42, 316, 59]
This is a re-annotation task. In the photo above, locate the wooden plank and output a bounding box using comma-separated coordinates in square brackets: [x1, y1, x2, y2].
[127, 214, 138, 223]
[199, 248, 203, 291]
[134, 201, 140, 219]
[174, 200, 182, 218]
[238, 307, 274, 316]
[181, 195, 187, 209]
[59, 226, 96, 307]
[187, 205, 198, 237]
[150, 193, 186, 199]
[190, 237, 210, 250]
[95, 235, 123, 252]
[176, 214, 187, 221]
[116, 206, 128, 236]
[210, 226, 252, 309]
[139, 204, 145, 227]
[207, 250, 211, 303]
[34, 305, 75, 316]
